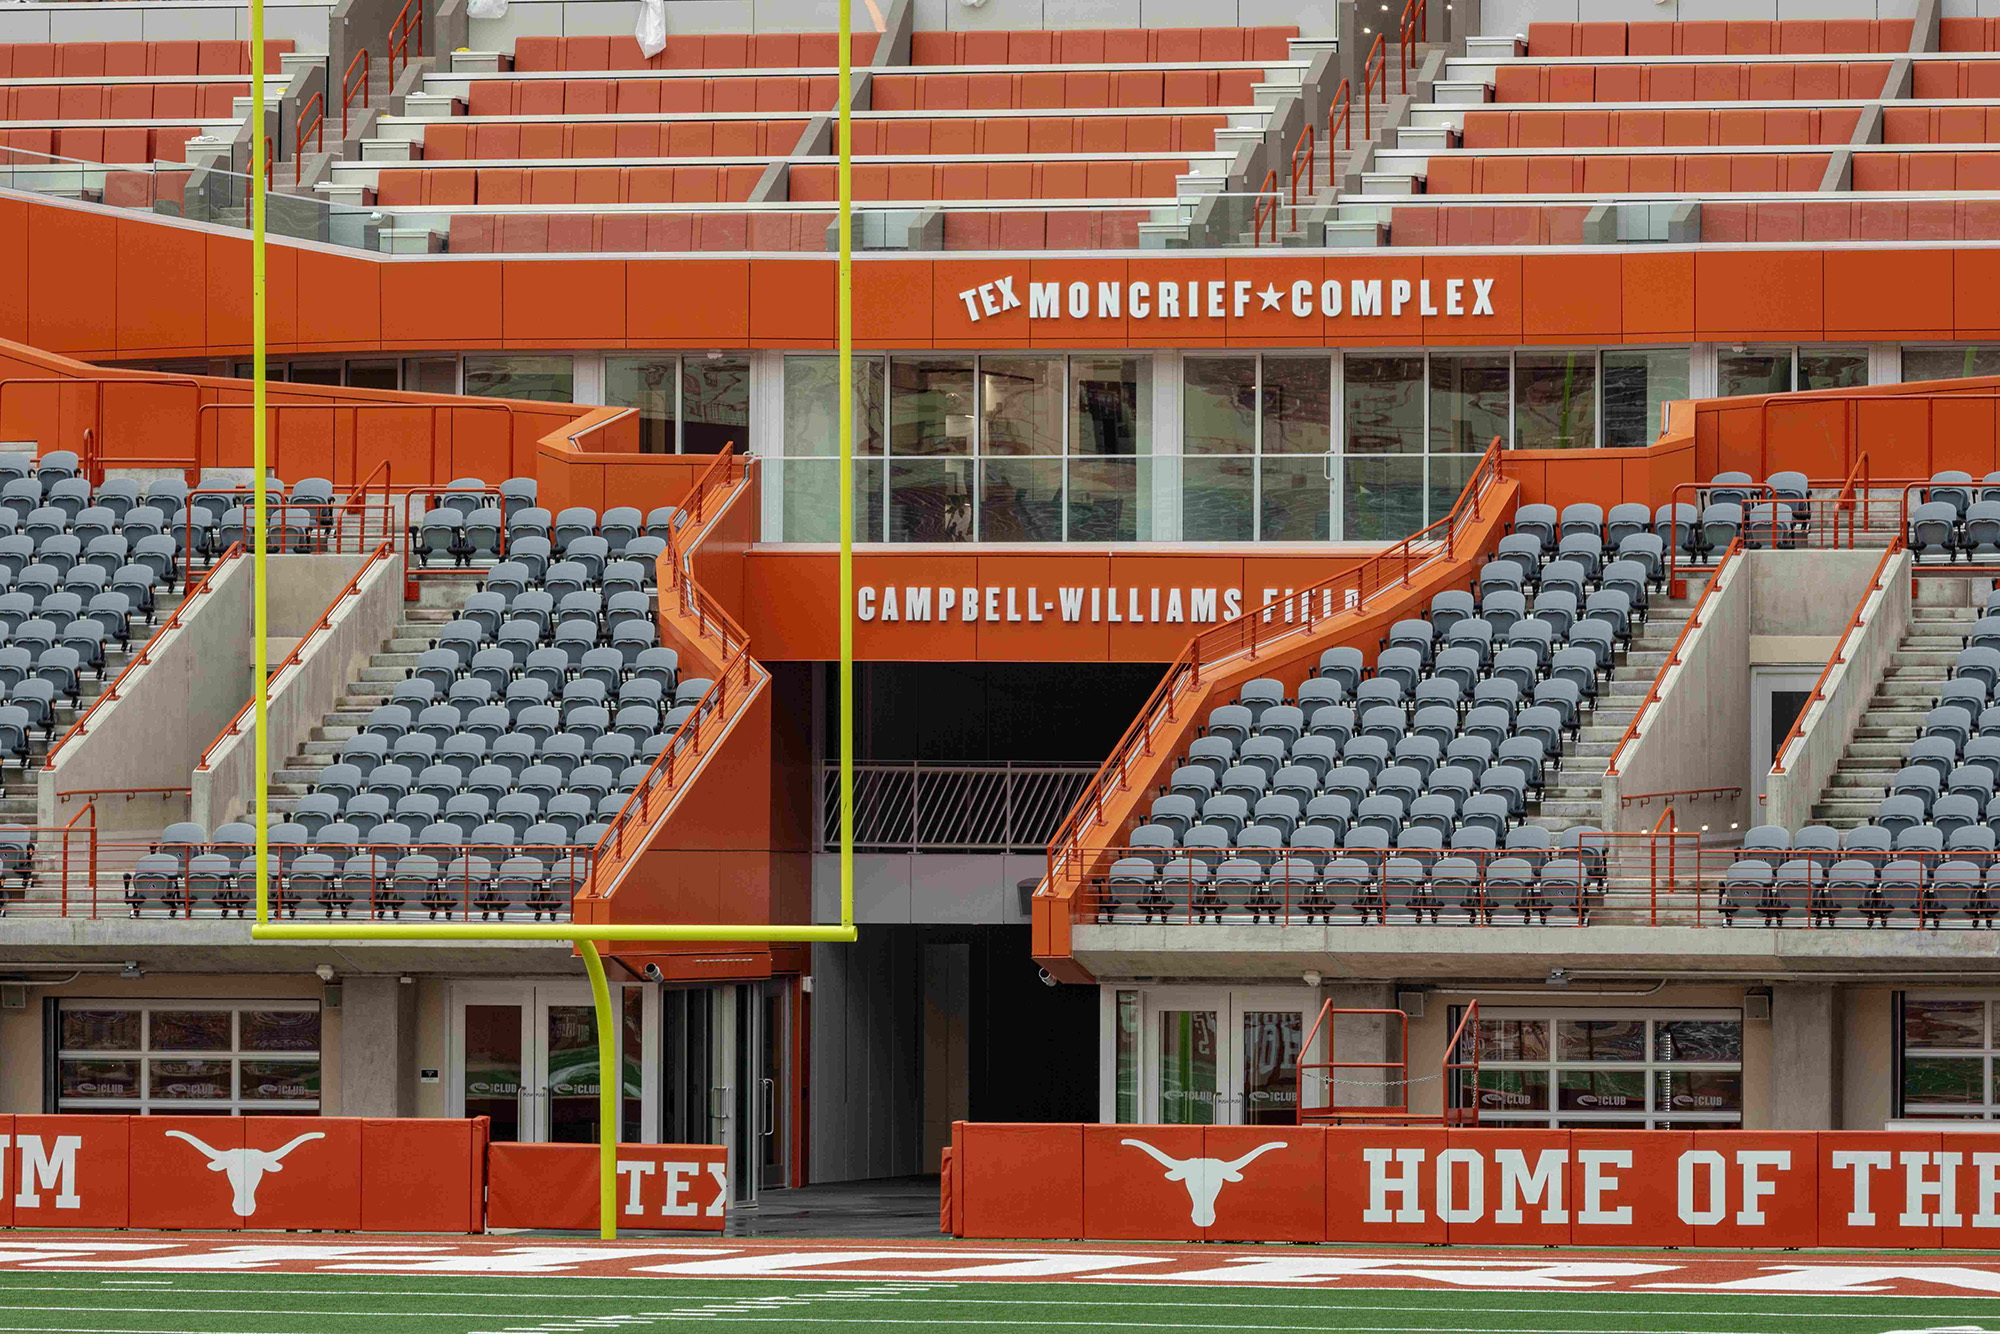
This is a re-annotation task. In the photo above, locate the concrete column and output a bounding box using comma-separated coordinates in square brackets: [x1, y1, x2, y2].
[1768, 983, 1841, 1130]
[338, 977, 417, 1118]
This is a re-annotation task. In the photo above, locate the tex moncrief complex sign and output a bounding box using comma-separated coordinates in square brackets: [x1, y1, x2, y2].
[952, 273, 1501, 324]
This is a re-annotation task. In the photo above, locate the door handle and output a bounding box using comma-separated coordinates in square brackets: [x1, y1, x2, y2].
[761, 1077, 775, 1138]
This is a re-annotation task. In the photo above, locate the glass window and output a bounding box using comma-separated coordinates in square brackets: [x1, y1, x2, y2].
[1427, 354, 1509, 454]
[463, 355, 574, 403]
[402, 357, 458, 395]
[605, 356, 678, 454]
[1241, 1009, 1303, 1125]
[1799, 347, 1868, 391]
[1515, 352, 1598, 449]
[1115, 991, 1140, 1124]
[1071, 357, 1150, 541]
[57, 1001, 321, 1115]
[1719, 349, 1793, 398]
[1183, 357, 1256, 542]
[681, 356, 749, 455]
[1900, 995, 2000, 1119]
[892, 358, 974, 457]
[1904, 347, 2000, 382]
[1262, 357, 1331, 543]
[1343, 356, 1425, 541]
[1157, 1009, 1218, 1125]
[782, 356, 886, 543]
[1461, 1009, 1741, 1129]
[980, 357, 1065, 542]
[1602, 349, 1689, 449]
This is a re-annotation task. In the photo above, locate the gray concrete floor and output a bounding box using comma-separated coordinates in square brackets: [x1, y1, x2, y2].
[725, 1176, 942, 1238]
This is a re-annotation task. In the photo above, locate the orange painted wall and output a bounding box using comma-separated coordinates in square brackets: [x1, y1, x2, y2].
[19, 192, 2000, 357]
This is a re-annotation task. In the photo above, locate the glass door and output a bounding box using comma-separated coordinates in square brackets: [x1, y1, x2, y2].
[1141, 989, 1318, 1125]
[450, 982, 657, 1143]
[757, 981, 790, 1190]
[536, 987, 602, 1144]
[453, 986, 529, 1142]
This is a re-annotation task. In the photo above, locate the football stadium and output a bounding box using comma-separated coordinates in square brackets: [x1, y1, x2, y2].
[4, 0, 2000, 1325]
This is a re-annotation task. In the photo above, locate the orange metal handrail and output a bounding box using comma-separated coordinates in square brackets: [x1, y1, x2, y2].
[195, 400, 520, 488]
[1288, 123, 1315, 204]
[58, 798, 95, 918]
[388, 0, 424, 80]
[295, 91, 324, 186]
[1298, 1004, 1410, 1123]
[1398, 0, 1427, 95]
[1769, 537, 1905, 777]
[1328, 77, 1352, 152]
[341, 49, 370, 140]
[1604, 536, 1743, 779]
[195, 539, 396, 770]
[1250, 168, 1279, 246]
[1441, 999, 1480, 1126]
[1046, 437, 1506, 886]
[0, 376, 205, 482]
[45, 543, 247, 768]
[1362, 33, 1387, 141]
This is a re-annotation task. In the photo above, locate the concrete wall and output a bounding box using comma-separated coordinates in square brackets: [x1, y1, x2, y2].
[1603, 558, 1752, 834]
[1843, 986, 1896, 1130]
[812, 853, 1039, 926]
[1763, 551, 1911, 831]
[469, 0, 1330, 47]
[194, 551, 397, 830]
[338, 974, 417, 1118]
[0, 1, 335, 51]
[1482, 0, 1918, 36]
[809, 928, 922, 1183]
[42, 555, 257, 833]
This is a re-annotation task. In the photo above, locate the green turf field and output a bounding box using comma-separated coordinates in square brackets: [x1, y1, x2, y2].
[0, 1271, 1994, 1334]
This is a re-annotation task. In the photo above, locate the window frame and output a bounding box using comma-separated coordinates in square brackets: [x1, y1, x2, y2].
[1453, 1005, 1745, 1130]
[54, 999, 323, 1116]
[1899, 992, 2000, 1121]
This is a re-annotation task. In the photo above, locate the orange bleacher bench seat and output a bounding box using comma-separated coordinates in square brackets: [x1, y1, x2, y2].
[1493, 61, 1889, 103]
[1389, 203, 1590, 246]
[1524, 20, 1910, 56]
[871, 68, 1260, 110]
[0, 82, 246, 120]
[1854, 151, 2000, 191]
[0, 124, 201, 164]
[375, 163, 765, 206]
[1422, 151, 1829, 193]
[1941, 18, 2000, 51]
[1884, 106, 2000, 144]
[465, 75, 837, 116]
[0, 40, 291, 77]
[423, 118, 808, 160]
[788, 159, 1187, 200]
[909, 27, 1297, 64]
[1460, 106, 1859, 149]
[839, 114, 1225, 154]
[510, 32, 879, 72]
[1911, 62, 2000, 98]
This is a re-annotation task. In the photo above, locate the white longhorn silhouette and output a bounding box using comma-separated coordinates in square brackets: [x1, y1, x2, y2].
[1121, 1137, 1287, 1227]
[165, 1130, 325, 1217]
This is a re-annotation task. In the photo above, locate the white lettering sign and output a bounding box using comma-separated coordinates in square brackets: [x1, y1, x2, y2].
[953, 271, 1501, 324]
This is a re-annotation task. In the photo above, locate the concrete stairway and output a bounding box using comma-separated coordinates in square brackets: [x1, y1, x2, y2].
[264, 575, 478, 821]
[1810, 580, 1983, 829]
[1529, 574, 1707, 834]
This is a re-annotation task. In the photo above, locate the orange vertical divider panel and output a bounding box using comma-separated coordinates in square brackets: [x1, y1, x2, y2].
[958, 1123, 1083, 1239]
[1441, 1128, 1573, 1245]
[487, 1143, 725, 1230]
[1942, 1132, 2000, 1248]
[1325, 1128, 1448, 1243]
[249, 1116, 363, 1231]
[1819, 1131, 1946, 1249]
[13, 1115, 129, 1228]
[128, 1115, 247, 1229]
[1682, 1131, 1819, 1248]
[1566, 1129, 1691, 1247]
[1202, 1125, 1326, 1243]
[359, 1118, 480, 1233]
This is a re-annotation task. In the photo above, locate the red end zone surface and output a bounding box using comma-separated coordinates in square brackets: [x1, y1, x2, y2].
[8, 1234, 2000, 1296]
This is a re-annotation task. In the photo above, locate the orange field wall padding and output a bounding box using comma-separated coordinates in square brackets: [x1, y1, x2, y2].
[486, 1142, 727, 1230]
[945, 1123, 2000, 1247]
[0, 1115, 488, 1232]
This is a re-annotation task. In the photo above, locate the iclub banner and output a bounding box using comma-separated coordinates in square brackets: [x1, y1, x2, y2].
[945, 1124, 2000, 1249]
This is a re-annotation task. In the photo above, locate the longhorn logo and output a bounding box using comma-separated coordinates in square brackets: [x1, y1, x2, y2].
[165, 1130, 324, 1217]
[1121, 1137, 1287, 1227]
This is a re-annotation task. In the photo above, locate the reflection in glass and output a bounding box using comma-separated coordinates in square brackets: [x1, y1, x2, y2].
[239, 1010, 321, 1052]
[1428, 354, 1509, 453]
[783, 356, 886, 542]
[979, 458, 1064, 541]
[1904, 1056, 1986, 1105]
[547, 1004, 602, 1143]
[240, 1060, 320, 1101]
[1718, 350, 1791, 399]
[1342, 457, 1425, 541]
[150, 1011, 232, 1051]
[1474, 1068, 1550, 1112]
[783, 461, 885, 545]
[1263, 356, 1332, 455]
[889, 458, 972, 542]
[149, 1058, 233, 1100]
[1428, 455, 1481, 533]
[1602, 349, 1690, 448]
[1158, 1010, 1219, 1125]
[1070, 356, 1147, 457]
[892, 359, 975, 456]
[681, 357, 749, 454]
[623, 987, 645, 1143]
[1183, 357, 1255, 456]
[59, 1058, 141, 1100]
[1653, 1068, 1741, 1115]
[1241, 1010, 1303, 1125]
[1557, 1018, 1646, 1062]
[1344, 356, 1424, 455]
[604, 356, 678, 453]
[980, 357, 1063, 455]
[1116, 992, 1140, 1124]
[1182, 457, 1254, 542]
[1070, 458, 1147, 542]
[1904, 999, 1986, 1049]
[1261, 456, 1330, 542]
[1515, 353, 1598, 449]
[1903, 347, 2000, 382]
[1478, 1018, 1551, 1062]
[1655, 1019, 1742, 1063]
[60, 1009, 140, 1051]
[1799, 348, 1868, 391]
[1556, 1067, 1645, 1113]
[463, 355, 574, 403]
[464, 1003, 525, 1142]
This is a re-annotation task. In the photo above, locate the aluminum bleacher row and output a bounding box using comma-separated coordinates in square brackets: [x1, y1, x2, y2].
[1098, 502, 1679, 926]
[0, 38, 287, 169]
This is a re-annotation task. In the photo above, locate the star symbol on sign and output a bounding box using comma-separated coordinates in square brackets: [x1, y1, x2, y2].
[1258, 284, 1282, 311]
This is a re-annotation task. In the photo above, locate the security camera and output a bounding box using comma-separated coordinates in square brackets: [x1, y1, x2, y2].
[314, 964, 335, 983]
[1303, 970, 1323, 989]
[1037, 968, 1056, 988]
[643, 963, 665, 982]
